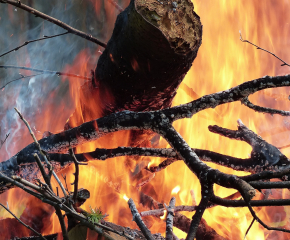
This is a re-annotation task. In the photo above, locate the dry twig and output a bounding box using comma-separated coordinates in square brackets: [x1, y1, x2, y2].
[0, 0, 107, 47]
[0, 32, 69, 58]
[0, 202, 47, 240]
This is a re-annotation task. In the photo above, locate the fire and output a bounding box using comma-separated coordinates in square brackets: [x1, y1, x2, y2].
[123, 194, 129, 202]
[171, 186, 181, 195]
[160, 210, 166, 220]
[1, 1, 290, 240]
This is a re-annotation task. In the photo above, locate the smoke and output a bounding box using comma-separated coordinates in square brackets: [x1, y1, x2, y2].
[0, 0, 120, 160]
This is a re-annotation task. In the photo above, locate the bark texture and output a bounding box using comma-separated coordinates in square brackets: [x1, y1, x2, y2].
[65, 0, 202, 135]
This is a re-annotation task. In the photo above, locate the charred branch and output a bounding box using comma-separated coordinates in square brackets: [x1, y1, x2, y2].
[128, 198, 155, 240]
[139, 192, 226, 240]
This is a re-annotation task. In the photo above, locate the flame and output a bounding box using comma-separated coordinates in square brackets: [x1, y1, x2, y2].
[171, 186, 181, 195]
[2, 1, 290, 240]
[160, 210, 166, 220]
[123, 194, 129, 202]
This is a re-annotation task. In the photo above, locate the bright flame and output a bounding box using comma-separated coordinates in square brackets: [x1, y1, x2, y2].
[171, 186, 181, 195]
[160, 210, 166, 220]
[123, 194, 129, 202]
[2, 1, 290, 240]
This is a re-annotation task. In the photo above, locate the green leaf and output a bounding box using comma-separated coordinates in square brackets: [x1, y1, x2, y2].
[87, 206, 107, 224]
[68, 225, 87, 240]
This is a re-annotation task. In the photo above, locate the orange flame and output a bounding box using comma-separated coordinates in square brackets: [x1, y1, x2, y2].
[3, 1, 290, 240]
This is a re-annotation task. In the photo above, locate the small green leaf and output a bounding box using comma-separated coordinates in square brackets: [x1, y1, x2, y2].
[87, 206, 107, 224]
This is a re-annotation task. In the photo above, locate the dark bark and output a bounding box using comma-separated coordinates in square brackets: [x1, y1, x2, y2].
[65, 0, 202, 143]
[139, 192, 227, 240]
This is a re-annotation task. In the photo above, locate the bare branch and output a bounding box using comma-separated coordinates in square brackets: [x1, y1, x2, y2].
[0, 32, 69, 58]
[165, 197, 176, 240]
[0, 73, 44, 90]
[69, 148, 87, 203]
[246, 201, 290, 234]
[128, 198, 155, 240]
[0, 133, 9, 150]
[241, 96, 290, 116]
[244, 218, 255, 240]
[240, 31, 290, 67]
[14, 108, 68, 197]
[0, 202, 47, 240]
[108, 0, 124, 12]
[0, 65, 90, 80]
[0, 0, 107, 47]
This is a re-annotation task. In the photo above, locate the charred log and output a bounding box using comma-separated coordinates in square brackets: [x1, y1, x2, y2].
[65, 0, 202, 146]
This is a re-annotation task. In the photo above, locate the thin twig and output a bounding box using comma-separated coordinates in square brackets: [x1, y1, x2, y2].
[0, 65, 90, 80]
[69, 147, 88, 203]
[0, 172, 115, 240]
[246, 201, 290, 233]
[14, 107, 68, 197]
[55, 207, 69, 240]
[108, 0, 123, 12]
[244, 217, 255, 240]
[33, 153, 52, 189]
[165, 197, 176, 240]
[0, 73, 44, 90]
[0, 32, 69, 58]
[0, 133, 9, 149]
[0, 0, 107, 47]
[242, 96, 290, 116]
[128, 198, 155, 240]
[0, 202, 47, 240]
[61, 174, 69, 192]
[240, 31, 290, 67]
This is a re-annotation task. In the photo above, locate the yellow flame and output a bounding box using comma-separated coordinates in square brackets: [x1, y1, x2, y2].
[171, 186, 181, 195]
[123, 194, 129, 202]
[160, 210, 166, 220]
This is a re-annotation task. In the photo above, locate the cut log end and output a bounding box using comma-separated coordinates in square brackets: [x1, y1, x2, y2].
[135, 0, 202, 54]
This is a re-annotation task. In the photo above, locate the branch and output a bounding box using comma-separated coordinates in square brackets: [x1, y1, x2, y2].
[240, 31, 290, 67]
[186, 178, 213, 240]
[128, 198, 155, 240]
[208, 119, 290, 172]
[241, 96, 290, 116]
[14, 108, 68, 197]
[108, 0, 123, 13]
[0, 32, 69, 58]
[165, 197, 176, 240]
[1, 73, 45, 91]
[2, 73, 290, 172]
[69, 148, 88, 203]
[0, 133, 9, 150]
[0, 202, 47, 240]
[0, 65, 90, 81]
[0, 0, 107, 47]
[139, 192, 226, 240]
[246, 201, 290, 234]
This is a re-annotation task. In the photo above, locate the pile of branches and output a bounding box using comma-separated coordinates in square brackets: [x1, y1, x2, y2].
[1, 1, 290, 240]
